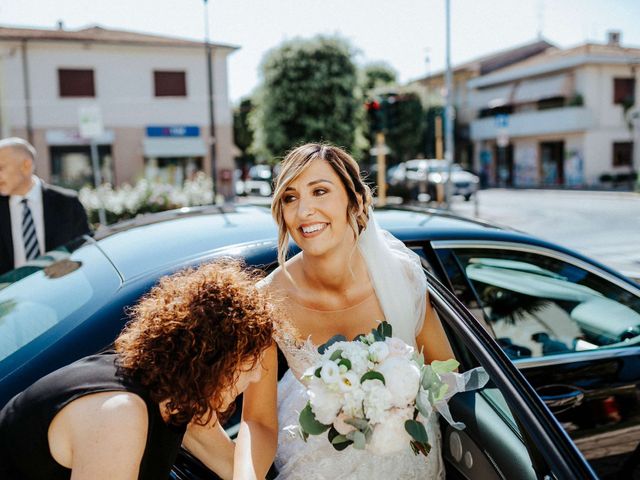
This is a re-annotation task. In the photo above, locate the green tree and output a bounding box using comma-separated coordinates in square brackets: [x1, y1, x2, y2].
[233, 97, 255, 164]
[253, 36, 360, 158]
[361, 63, 397, 93]
[385, 92, 425, 162]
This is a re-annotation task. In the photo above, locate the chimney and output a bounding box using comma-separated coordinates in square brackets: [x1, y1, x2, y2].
[607, 30, 621, 47]
[57, 20, 64, 31]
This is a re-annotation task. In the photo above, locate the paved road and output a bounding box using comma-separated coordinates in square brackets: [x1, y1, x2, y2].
[448, 189, 640, 279]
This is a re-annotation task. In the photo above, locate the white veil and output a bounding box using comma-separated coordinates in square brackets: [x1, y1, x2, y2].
[358, 208, 427, 346]
[358, 208, 490, 431]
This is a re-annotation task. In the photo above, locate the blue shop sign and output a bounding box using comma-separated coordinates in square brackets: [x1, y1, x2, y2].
[146, 126, 200, 137]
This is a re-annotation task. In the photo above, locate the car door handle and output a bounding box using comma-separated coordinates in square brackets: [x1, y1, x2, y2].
[537, 384, 585, 412]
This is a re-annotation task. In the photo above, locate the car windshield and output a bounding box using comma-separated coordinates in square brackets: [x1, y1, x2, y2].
[0, 237, 120, 366]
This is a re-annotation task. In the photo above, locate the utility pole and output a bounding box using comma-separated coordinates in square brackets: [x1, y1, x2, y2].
[443, 0, 455, 209]
[203, 0, 218, 202]
[376, 132, 387, 207]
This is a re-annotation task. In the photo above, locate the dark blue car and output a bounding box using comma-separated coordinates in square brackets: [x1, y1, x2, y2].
[2, 204, 639, 479]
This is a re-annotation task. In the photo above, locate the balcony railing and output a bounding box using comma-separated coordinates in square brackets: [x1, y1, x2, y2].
[470, 106, 593, 141]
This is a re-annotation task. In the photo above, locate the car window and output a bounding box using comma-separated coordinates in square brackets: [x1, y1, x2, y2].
[426, 276, 595, 479]
[0, 239, 121, 366]
[442, 247, 640, 359]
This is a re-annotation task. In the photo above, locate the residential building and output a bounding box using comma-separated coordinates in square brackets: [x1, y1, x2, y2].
[468, 32, 640, 188]
[0, 24, 238, 195]
[410, 39, 554, 167]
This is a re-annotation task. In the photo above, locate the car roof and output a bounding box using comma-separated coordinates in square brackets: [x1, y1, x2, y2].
[91, 204, 524, 281]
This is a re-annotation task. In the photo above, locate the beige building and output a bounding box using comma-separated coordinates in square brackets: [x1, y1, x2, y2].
[0, 24, 238, 193]
[468, 33, 640, 188]
[410, 39, 554, 167]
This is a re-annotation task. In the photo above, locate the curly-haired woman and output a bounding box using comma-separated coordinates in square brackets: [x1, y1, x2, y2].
[0, 260, 275, 480]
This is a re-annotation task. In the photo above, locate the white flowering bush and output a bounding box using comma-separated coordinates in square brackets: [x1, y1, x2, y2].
[79, 173, 214, 226]
[298, 322, 473, 456]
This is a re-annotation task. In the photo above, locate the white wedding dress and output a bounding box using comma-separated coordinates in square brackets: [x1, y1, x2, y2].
[265, 211, 445, 480]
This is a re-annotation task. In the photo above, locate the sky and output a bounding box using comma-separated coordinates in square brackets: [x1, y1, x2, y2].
[2, 0, 639, 103]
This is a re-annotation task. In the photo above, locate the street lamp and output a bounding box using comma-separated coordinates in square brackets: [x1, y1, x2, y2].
[203, 0, 218, 202]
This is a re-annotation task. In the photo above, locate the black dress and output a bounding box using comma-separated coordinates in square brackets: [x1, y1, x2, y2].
[0, 353, 188, 479]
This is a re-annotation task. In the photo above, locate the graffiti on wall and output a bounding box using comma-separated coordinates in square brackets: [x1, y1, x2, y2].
[479, 149, 493, 188]
[514, 146, 538, 186]
[564, 150, 584, 186]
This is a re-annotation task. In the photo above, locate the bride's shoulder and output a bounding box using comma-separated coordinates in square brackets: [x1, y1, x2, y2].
[257, 255, 302, 293]
[257, 265, 288, 294]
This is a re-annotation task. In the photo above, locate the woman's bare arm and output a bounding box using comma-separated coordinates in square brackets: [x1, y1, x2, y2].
[233, 343, 279, 479]
[182, 415, 236, 480]
[416, 292, 456, 363]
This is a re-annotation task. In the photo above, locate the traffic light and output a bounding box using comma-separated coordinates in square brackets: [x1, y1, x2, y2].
[365, 99, 383, 132]
[366, 94, 403, 133]
[384, 94, 399, 131]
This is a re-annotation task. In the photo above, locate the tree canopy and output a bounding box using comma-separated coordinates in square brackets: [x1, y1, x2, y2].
[233, 97, 254, 162]
[361, 63, 397, 93]
[253, 36, 360, 158]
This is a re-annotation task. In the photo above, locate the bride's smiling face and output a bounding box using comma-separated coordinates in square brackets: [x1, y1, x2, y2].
[281, 159, 354, 258]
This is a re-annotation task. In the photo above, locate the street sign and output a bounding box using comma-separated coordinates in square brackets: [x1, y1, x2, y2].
[78, 105, 104, 139]
[146, 125, 200, 137]
[495, 114, 509, 128]
[496, 127, 509, 147]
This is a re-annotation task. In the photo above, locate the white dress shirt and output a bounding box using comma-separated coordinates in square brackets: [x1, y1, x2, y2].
[9, 176, 45, 268]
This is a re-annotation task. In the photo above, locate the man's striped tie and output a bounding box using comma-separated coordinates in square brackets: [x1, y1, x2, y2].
[21, 198, 40, 261]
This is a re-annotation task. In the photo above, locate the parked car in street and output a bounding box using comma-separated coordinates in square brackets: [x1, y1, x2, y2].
[388, 159, 480, 202]
[3, 204, 639, 478]
[242, 164, 273, 197]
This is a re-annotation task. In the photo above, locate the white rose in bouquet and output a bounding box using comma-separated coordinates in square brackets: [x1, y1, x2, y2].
[368, 406, 414, 455]
[320, 360, 341, 384]
[308, 377, 342, 424]
[362, 379, 393, 424]
[342, 388, 365, 418]
[368, 341, 390, 363]
[376, 356, 421, 407]
[385, 336, 414, 358]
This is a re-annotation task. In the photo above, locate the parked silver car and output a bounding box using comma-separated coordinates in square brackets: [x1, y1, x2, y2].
[388, 159, 479, 202]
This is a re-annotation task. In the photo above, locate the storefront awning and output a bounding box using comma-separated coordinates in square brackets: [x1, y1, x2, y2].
[513, 74, 570, 103]
[143, 137, 207, 157]
[470, 84, 515, 110]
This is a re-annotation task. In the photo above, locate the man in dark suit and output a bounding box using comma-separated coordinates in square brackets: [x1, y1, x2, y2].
[0, 138, 91, 275]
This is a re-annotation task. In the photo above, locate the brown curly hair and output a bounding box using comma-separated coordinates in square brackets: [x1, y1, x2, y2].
[114, 259, 274, 426]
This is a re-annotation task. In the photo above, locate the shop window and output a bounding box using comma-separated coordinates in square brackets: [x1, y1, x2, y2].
[144, 157, 202, 185]
[612, 142, 633, 167]
[58, 69, 95, 97]
[154, 71, 187, 97]
[613, 78, 635, 106]
[50, 145, 113, 190]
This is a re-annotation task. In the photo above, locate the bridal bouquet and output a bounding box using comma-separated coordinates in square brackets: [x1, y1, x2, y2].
[297, 321, 486, 456]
